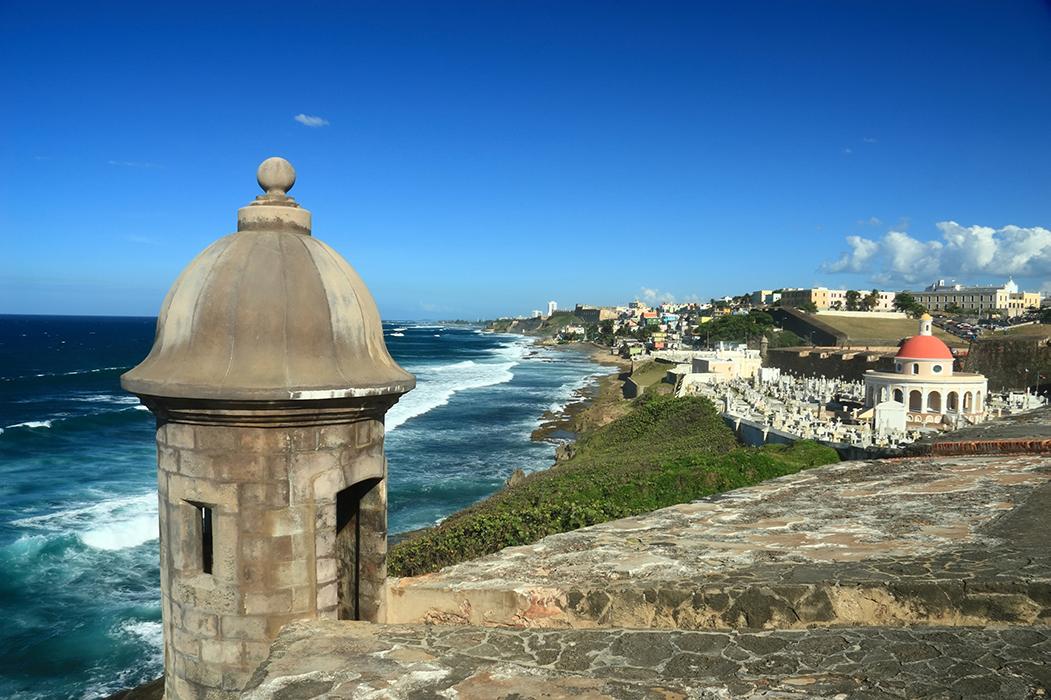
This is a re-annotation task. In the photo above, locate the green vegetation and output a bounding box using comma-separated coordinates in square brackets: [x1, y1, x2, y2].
[815, 314, 964, 347]
[543, 310, 585, 328]
[696, 310, 801, 348]
[988, 324, 1051, 339]
[767, 328, 805, 348]
[388, 394, 840, 577]
[893, 291, 927, 318]
[702, 310, 772, 344]
[628, 359, 674, 395]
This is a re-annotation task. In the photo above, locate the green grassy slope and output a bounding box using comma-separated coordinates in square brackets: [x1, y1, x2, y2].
[388, 394, 839, 577]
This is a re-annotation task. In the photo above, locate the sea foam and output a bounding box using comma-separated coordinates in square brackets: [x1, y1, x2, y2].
[13, 492, 158, 551]
[386, 340, 528, 431]
[5, 419, 54, 429]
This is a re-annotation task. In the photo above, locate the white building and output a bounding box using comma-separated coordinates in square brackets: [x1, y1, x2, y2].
[862, 314, 988, 427]
[546, 300, 558, 317]
[913, 279, 1040, 318]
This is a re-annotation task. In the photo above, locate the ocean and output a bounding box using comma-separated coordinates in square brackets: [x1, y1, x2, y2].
[0, 315, 601, 699]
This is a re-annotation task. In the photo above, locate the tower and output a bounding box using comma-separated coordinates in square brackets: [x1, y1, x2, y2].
[918, 312, 933, 337]
[122, 158, 414, 699]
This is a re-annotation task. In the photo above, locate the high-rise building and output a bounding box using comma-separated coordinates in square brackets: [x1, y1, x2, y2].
[547, 300, 558, 317]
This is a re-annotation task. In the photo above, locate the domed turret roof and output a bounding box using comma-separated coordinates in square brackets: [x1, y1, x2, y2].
[122, 157, 415, 402]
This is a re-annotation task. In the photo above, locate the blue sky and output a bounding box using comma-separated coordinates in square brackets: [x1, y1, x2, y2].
[2, 1, 1050, 319]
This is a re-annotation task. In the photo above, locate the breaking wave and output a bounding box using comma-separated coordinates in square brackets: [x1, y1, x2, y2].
[12, 492, 158, 551]
[386, 341, 528, 431]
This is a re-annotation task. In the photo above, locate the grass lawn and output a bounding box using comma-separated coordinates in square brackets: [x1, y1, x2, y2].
[988, 324, 1051, 339]
[815, 314, 966, 347]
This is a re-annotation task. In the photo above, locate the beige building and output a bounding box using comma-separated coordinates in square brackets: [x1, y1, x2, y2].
[913, 279, 1040, 317]
[748, 289, 781, 306]
[781, 287, 847, 310]
[782, 287, 897, 311]
[863, 315, 987, 427]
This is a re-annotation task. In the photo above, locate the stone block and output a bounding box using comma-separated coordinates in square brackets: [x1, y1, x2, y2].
[241, 481, 289, 509]
[273, 560, 312, 589]
[172, 579, 241, 615]
[182, 609, 218, 638]
[193, 427, 241, 452]
[200, 638, 243, 666]
[220, 615, 267, 640]
[292, 532, 313, 560]
[172, 627, 200, 657]
[318, 423, 355, 450]
[312, 468, 347, 500]
[243, 641, 272, 665]
[292, 584, 316, 612]
[314, 528, 335, 555]
[317, 581, 338, 609]
[264, 506, 310, 537]
[220, 668, 254, 692]
[339, 452, 384, 487]
[168, 474, 240, 513]
[288, 427, 319, 452]
[244, 589, 293, 615]
[316, 557, 337, 583]
[238, 428, 289, 454]
[158, 445, 179, 471]
[213, 514, 240, 581]
[166, 423, 196, 449]
[174, 652, 222, 688]
[267, 455, 291, 480]
[170, 674, 200, 700]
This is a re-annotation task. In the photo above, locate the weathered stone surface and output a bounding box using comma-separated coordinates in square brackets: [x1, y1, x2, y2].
[244, 620, 1051, 699]
[389, 454, 1051, 630]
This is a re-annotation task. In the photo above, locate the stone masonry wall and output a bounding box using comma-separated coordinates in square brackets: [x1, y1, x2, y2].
[155, 416, 386, 700]
[765, 347, 895, 382]
[964, 336, 1051, 391]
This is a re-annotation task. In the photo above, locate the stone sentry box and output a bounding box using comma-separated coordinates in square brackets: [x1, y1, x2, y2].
[122, 158, 414, 700]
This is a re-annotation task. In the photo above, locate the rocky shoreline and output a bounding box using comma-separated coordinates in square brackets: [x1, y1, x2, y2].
[530, 342, 632, 447]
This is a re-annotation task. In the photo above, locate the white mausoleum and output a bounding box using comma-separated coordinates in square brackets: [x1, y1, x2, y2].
[863, 314, 987, 426]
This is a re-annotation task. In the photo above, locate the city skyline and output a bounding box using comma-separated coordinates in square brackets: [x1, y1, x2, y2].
[2, 1, 1050, 319]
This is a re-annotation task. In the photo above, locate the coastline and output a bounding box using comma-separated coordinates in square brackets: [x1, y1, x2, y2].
[530, 342, 632, 445]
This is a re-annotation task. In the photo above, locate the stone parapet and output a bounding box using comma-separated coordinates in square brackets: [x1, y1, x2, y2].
[243, 619, 1051, 699]
[388, 455, 1051, 631]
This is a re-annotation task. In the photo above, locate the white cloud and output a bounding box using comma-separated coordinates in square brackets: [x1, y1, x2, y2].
[294, 113, 329, 128]
[841, 147, 853, 156]
[822, 221, 1051, 285]
[863, 136, 878, 144]
[640, 287, 676, 303]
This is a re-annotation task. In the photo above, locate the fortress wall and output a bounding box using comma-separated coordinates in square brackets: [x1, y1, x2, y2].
[766, 348, 893, 382]
[964, 337, 1051, 391]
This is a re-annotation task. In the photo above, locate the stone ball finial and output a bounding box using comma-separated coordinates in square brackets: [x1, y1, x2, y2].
[257, 157, 296, 196]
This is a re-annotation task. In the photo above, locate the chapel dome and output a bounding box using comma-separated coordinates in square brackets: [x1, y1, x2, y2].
[121, 157, 415, 402]
[895, 335, 954, 361]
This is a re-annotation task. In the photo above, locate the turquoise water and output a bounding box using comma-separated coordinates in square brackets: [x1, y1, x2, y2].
[0, 315, 600, 699]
